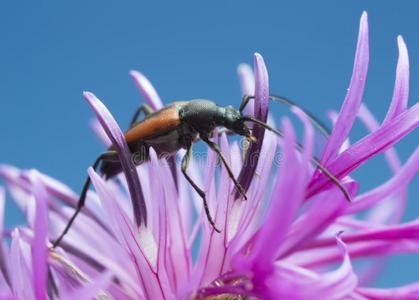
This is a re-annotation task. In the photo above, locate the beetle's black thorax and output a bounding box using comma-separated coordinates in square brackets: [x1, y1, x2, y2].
[178, 99, 225, 135]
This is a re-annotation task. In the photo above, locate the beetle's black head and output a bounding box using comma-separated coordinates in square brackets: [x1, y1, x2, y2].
[221, 106, 254, 139]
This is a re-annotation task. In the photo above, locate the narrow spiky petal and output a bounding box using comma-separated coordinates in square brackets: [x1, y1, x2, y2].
[384, 35, 410, 124]
[84, 91, 147, 227]
[237, 63, 255, 116]
[60, 271, 113, 300]
[0, 188, 10, 286]
[236, 53, 269, 197]
[308, 103, 419, 197]
[356, 283, 419, 299]
[10, 230, 33, 300]
[345, 147, 419, 215]
[89, 118, 112, 147]
[88, 168, 157, 298]
[320, 12, 369, 164]
[130, 70, 164, 110]
[28, 171, 48, 300]
[252, 117, 308, 266]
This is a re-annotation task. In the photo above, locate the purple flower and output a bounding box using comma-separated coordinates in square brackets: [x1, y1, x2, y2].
[0, 11, 418, 300]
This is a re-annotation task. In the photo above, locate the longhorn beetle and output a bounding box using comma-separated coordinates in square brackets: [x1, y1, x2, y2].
[53, 94, 351, 247]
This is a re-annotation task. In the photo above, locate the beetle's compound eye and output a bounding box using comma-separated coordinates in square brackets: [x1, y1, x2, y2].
[224, 106, 241, 123]
[222, 106, 253, 138]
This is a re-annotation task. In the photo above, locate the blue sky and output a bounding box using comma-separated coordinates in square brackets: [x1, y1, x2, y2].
[0, 1, 418, 287]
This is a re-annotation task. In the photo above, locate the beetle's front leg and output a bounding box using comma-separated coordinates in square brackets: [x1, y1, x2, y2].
[239, 95, 254, 113]
[201, 136, 247, 201]
[181, 143, 221, 233]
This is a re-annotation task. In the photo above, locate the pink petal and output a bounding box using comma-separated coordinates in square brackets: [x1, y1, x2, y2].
[357, 282, 419, 300]
[191, 135, 223, 289]
[320, 12, 369, 164]
[236, 53, 270, 197]
[292, 106, 315, 163]
[88, 168, 173, 299]
[327, 110, 350, 153]
[261, 234, 357, 299]
[10, 230, 33, 300]
[303, 219, 419, 250]
[358, 103, 402, 173]
[48, 248, 133, 299]
[251, 117, 309, 266]
[278, 181, 357, 258]
[0, 187, 10, 288]
[27, 171, 48, 300]
[193, 133, 232, 287]
[0, 165, 108, 232]
[36, 170, 108, 230]
[148, 148, 191, 295]
[357, 104, 407, 224]
[0, 295, 16, 300]
[129, 70, 164, 110]
[344, 147, 419, 215]
[226, 130, 277, 257]
[383, 35, 410, 124]
[308, 102, 419, 197]
[49, 207, 138, 292]
[61, 271, 113, 300]
[218, 133, 234, 234]
[89, 118, 112, 147]
[0, 188, 5, 235]
[302, 237, 419, 269]
[237, 63, 255, 116]
[0, 165, 36, 215]
[84, 91, 147, 228]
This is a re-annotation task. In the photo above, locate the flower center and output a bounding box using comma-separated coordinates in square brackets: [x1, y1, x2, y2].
[193, 275, 253, 299]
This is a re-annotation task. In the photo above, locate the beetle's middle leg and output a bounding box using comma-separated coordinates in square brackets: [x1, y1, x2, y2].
[201, 136, 248, 201]
[129, 104, 180, 188]
[129, 104, 154, 128]
[53, 150, 119, 248]
[181, 143, 221, 233]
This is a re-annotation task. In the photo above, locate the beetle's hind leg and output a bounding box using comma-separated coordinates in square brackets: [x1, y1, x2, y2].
[201, 136, 248, 201]
[181, 144, 221, 233]
[129, 104, 154, 128]
[53, 150, 119, 248]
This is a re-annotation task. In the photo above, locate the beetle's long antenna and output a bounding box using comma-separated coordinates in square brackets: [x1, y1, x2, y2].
[268, 95, 331, 138]
[242, 116, 282, 137]
[242, 116, 352, 202]
[240, 95, 331, 138]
